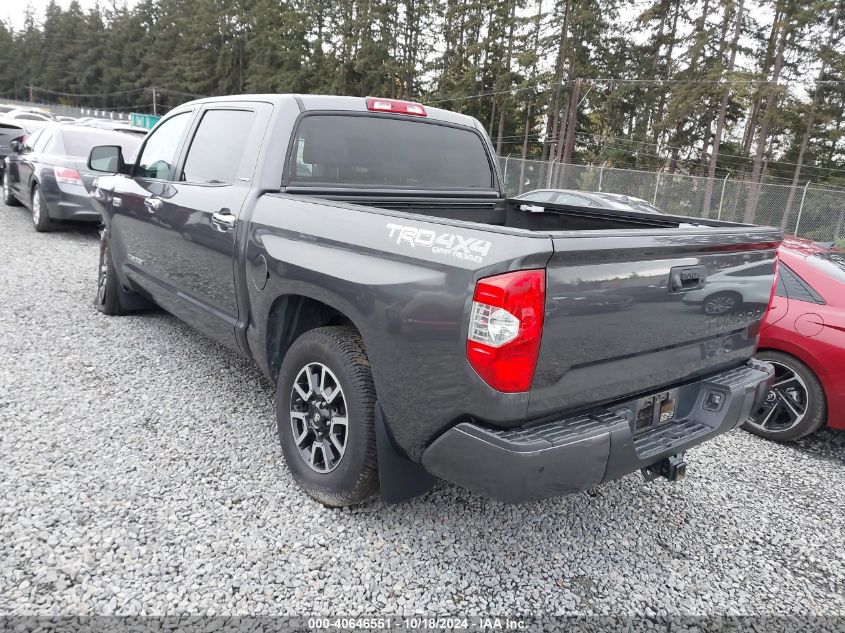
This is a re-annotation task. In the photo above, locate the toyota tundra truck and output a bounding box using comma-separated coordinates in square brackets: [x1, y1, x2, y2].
[86, 94, 779, 506]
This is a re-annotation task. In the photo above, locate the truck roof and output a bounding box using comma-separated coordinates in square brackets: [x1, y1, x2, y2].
[176, 94, 481, 129]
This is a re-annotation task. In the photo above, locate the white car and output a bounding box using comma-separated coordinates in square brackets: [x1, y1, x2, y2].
[683, 260, 774, 315]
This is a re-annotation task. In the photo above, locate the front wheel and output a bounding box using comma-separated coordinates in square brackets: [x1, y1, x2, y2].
[743, 351, 827, 441]
[95, 234, 128, 315]
[276, 326, 379, 506]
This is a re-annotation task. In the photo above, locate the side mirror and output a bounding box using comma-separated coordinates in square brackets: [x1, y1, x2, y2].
[9, 140, 21, 153]
[88, 145, 129, 175]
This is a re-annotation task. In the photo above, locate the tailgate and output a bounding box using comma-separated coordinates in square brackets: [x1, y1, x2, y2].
[528, 227, 781, 416]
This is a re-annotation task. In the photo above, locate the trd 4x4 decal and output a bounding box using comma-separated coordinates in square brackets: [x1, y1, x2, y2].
[386, 223, 491, 264]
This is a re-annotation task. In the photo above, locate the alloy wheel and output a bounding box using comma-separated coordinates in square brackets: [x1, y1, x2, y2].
[747, 360, 809, 434]
[32, 188, 41, 225]
[97, 242, 109, 305]
[289, 362, 348, 473]
[2, 173, 10, 202]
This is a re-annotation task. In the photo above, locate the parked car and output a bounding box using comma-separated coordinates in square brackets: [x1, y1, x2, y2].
[744, 237, 845, 441]
[3, 124, 141, 231]
[683, 259, 775, 315]
[0, 118, 28, 179]
[85, 94, 778, 506]
[74, 118, 148, 137]
[6, 109, 55, 122]
[516, 188, 664, 214]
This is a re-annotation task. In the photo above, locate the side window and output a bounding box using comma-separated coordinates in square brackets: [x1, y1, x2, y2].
[520, 191, 555, 202]
[23, 129, 43, 152]
[180, 109, 256, 184]
[32, 130, 53, 153]
[135, 112, 191, 180]
[554, 192, 595, 207]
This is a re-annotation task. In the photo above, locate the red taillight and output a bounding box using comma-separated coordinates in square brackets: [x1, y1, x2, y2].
[365, 97, 427, 117]
[466, 270, 545, 392]
[55, 167, 82, 185]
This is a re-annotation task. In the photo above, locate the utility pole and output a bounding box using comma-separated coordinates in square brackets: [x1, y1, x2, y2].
[152, 87, 158, 115]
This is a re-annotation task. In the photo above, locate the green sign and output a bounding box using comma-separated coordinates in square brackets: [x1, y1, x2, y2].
[130, 113, 162, 130]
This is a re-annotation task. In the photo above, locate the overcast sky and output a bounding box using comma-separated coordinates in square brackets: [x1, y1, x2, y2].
[2, 0, 139, 31]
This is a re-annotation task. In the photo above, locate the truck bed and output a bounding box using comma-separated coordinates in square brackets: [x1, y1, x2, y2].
[264, 189, 780, 447]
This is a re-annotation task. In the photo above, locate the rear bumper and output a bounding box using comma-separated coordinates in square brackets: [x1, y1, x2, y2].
[48, 191, 100, 221]
[41, 182, 100, 221]
[421, 359, 774, 502]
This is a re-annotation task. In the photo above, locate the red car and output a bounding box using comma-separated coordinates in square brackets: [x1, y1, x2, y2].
[745, 236, 845, 441]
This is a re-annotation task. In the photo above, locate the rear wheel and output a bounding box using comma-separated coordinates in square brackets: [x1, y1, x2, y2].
[2, 171, 19, 206]
[743, 351, 827, 441]
[276, 326, 379, 506]
[31, 184, 54, 232]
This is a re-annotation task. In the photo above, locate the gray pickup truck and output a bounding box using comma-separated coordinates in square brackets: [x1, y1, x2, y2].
[86, 94, 779, 506]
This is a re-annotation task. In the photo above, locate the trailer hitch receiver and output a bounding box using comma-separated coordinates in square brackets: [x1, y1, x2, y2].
[641, 452, 687, 482]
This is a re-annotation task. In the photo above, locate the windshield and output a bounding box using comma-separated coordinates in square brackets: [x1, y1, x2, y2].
[290, 115, 495, 190]
[807, 251, 845, 284]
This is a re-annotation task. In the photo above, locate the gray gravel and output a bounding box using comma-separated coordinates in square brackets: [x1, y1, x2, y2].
[1, 200, 844, 619]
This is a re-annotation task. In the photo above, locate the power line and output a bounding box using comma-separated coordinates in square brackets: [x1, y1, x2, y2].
[425, 76, 845, 105]
[28, 85, 146, 97]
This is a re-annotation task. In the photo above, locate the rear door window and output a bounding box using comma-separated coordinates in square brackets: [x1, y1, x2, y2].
[180, 109, 256, 184]
[553, 192, 598, 207]
[518, 191, 555, 202]
[33, 129, 54, 153]
[290, 115, 494, 190]
[23, 129, 43, 152]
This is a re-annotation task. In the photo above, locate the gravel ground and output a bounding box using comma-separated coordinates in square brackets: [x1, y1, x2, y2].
[0, 200, 844, 620]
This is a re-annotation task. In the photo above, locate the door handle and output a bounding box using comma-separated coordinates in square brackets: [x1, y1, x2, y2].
[144, 197, 162, 212]
[211, 208, 236, 231]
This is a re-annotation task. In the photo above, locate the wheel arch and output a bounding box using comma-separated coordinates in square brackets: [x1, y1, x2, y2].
[756, 342, 827, 385]
[264, 293, 362, 383]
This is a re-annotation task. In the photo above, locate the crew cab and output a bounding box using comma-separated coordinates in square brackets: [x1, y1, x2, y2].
[86, 95, 779, 506]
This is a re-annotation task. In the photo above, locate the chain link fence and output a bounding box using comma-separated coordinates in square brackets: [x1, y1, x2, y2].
[499, 156, 845, 244]
[0, 97, 136, 121]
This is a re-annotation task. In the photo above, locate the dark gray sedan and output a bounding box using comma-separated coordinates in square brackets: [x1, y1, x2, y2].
[2, 124, 141, 232]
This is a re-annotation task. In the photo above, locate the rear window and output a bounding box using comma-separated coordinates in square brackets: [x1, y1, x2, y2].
[62, 128, 141, 160]
[807, 251, 845, 284]
[290, 115, 494, 189]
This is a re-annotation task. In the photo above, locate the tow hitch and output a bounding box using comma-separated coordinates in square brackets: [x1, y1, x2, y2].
[641, 453, 687, 482]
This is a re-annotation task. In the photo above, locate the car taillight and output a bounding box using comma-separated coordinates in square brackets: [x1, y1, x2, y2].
[466, 270, 545, 392]
[55, 167, 82, 185]
[365, 97, 427, 117]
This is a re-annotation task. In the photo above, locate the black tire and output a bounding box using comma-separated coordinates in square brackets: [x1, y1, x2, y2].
[2, 170, 19, 206]
[742, 350, 827, 442]
[702, 291, 741, 316]
[30, 183, 54, 232]
[95, 234, 128, 316]
[276, 326, 379, 506]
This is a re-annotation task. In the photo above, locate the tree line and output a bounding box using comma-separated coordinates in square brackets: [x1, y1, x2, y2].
[0, 0, 844, 196]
